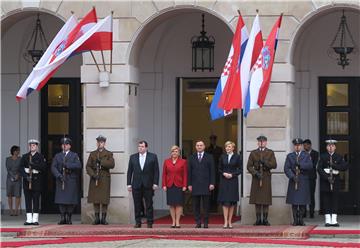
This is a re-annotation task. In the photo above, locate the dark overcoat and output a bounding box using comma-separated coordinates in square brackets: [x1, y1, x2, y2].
[51, 151, 82, 205]
[247, 148, 277, 205]
[308, 150, 319, 180]
[187, 152, 215, 196]
[317, 152, 348, 192]
[217, 153, 242, 203]
[86, 149, 115, 204]
[284, 151, 312, 205]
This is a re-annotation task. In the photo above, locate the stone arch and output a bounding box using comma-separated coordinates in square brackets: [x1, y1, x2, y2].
[289, 3, 360, 66]
[127, 5, 235, 67]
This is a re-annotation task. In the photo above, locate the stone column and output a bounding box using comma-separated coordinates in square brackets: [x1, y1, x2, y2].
[241, 63, 295, 225]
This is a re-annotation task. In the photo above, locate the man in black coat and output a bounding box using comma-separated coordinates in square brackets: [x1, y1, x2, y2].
[303, 139, 319, 218]
[127, 140, 159, 228]
[19, 139, 46, 225]
[317, 139, 348, 227]
[51, 137, 82, 225]
[188, 140, 215, 228]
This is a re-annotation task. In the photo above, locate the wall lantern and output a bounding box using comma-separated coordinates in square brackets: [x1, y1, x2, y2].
[191, 14, 215, 72]
[328, 10, 357, 69]
[23, 14, 49, 66]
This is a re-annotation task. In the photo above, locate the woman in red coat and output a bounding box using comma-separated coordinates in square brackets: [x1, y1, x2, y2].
[162, 145, 187, 228]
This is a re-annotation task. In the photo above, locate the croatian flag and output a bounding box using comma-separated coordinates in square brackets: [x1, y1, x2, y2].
[244, 14, 282, 116]
[210, 14, 249, 120]
[242, 14, 263, 116]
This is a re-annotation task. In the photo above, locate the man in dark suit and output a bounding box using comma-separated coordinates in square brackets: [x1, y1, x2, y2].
[127, 141, 159, 228]
[303, 139, 319, 218]
[188, 140, 215, 228]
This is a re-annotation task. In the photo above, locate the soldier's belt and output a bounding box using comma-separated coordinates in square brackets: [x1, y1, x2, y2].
[25, 168, 39, 174]
[64, 169, 74, 174]
[324, 168, 339, 175]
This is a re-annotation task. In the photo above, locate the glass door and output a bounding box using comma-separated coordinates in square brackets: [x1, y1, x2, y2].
[319, 77, 360, 214]
[41, 78, 82, 213]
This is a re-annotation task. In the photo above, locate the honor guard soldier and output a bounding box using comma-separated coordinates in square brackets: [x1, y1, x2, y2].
[86, 135, 115, 225]
[247, 135, 277, 226]
[51, 137, 82, 225]
[284, 138, 312, 226]
[317, 139, 348, 227]
[19, 139, 46, 225]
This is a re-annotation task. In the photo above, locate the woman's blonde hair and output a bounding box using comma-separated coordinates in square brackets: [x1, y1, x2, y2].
[224, 141, 236, 148]
[170, 145, 181, 153]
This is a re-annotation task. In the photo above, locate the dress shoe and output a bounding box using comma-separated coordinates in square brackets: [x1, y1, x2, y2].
[195, 224, 201, 228]
[134, 223, 141, 228]
[58, 214, 66, 225]
[203, 224, 208, 228]
[171, 225, 176, 228]
[175, 226, 181, 228]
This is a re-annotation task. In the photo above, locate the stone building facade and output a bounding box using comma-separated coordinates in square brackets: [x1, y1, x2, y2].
[1, 1, 359, 224]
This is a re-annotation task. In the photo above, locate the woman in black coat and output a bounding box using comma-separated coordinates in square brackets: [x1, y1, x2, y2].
[218, 141, 242, 228]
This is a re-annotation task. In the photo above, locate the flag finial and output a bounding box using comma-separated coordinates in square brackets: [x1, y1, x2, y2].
[237, 10, 241, 15]
[256, 9, 259, 14]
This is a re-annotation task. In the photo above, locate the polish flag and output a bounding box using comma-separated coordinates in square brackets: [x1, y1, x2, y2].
[244, 14, 282, 115]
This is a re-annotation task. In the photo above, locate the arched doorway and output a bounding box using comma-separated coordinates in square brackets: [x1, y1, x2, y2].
[128, 8, 240, 213]
[291, 6, 360, 214]
[1, 10, 83, 213]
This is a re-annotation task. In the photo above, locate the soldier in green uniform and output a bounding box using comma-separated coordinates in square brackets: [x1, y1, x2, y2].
[247, 135, 277, 226]
[86, 135, 115, 225]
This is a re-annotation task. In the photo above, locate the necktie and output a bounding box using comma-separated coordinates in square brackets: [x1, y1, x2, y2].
[198, 153, 202, 162]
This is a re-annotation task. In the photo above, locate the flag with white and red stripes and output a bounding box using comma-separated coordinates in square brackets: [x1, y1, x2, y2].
[244, 14, 282, 116]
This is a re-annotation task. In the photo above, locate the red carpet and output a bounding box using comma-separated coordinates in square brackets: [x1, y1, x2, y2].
[154, 214, 241, 224]
[310, 229, 360, 235]
[18, 224, 314, 239]
[0, 228, 26, 233]
[2, 235, 360, 247]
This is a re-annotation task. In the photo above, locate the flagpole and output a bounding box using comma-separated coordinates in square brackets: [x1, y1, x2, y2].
[110, 11, 113, 73]
[90, 51, 101, 72]
[101, 50, 106, 71]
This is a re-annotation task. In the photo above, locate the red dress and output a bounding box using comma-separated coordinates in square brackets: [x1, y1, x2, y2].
[162, 158, 187, 205]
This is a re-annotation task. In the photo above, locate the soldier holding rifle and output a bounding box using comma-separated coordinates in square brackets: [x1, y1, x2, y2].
[19, 139, 46, 225]
[284, 138, 312, 226]
[86, 135, 115, 225]
[317, 139, 348, 227]
[247, 135, 277, 226]
[51, 137, 82, 225]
